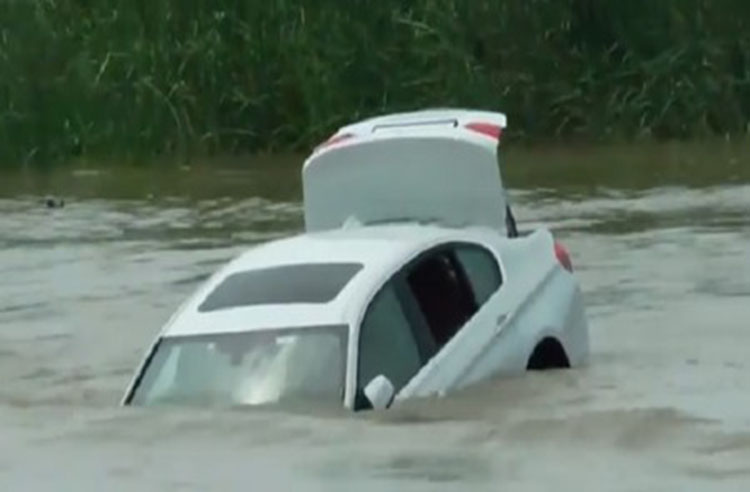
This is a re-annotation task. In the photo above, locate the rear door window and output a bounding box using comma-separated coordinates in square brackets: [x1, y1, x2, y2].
[454, 245, 502, 306]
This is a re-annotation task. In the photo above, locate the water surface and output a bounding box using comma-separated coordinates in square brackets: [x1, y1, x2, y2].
[1, 141, 750, 491]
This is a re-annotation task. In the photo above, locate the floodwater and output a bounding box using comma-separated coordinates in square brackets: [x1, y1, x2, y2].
[1, 141, 750, 491]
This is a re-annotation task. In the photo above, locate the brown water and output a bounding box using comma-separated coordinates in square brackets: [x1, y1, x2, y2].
[1, 141, 750, 491]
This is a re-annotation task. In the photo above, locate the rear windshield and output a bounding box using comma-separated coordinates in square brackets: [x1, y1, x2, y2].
[198, 262, 363, 312]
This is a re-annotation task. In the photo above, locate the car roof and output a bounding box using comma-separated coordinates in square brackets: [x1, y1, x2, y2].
[161, 224, 501, 338]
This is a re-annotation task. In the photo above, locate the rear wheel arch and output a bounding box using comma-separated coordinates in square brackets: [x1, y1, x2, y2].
[526, 337, 570, 370]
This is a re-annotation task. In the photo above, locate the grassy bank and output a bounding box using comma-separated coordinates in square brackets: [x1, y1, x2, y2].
[2, 0, 750, 167]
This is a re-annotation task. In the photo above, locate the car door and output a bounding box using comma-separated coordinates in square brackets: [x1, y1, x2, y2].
[354, 242, 505, 408]
[397, 242, 508, 399]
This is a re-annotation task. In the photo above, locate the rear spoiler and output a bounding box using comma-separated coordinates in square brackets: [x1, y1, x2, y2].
[316, 108, 507, 151]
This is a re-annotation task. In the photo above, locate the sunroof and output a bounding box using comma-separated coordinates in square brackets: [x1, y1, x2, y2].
[198, 262, 364, 312]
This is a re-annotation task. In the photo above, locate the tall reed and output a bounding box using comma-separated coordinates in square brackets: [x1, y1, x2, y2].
[2, 0, 750, 166]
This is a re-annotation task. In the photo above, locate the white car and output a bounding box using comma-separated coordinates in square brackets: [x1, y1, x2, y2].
[123, 109, 589, 411]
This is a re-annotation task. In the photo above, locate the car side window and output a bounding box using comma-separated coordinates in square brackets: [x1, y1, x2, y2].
[357, 282, 422, 400]
[405, 249, 477, 349]
[454, 245, 503, 306]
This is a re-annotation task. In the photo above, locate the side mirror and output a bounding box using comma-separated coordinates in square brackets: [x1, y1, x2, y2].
[364, 375, 395, 410]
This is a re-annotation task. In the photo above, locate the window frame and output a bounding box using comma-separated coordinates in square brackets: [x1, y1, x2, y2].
[397, 241, 503, 347]
[401, 246, 477, 349]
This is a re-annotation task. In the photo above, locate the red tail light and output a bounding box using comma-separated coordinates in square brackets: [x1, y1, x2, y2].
[464, 122, 502, 140]
[315, 132, 354, 151]
[554, 241, 573, 272]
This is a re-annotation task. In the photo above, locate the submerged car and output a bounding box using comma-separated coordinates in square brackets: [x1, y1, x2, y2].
[123, 109, 589, 411]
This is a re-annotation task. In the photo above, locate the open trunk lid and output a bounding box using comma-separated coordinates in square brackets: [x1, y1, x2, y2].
[302, 109, 509, 233]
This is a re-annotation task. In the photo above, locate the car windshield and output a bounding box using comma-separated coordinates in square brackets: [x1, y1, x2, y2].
[128, 326, 348, 408]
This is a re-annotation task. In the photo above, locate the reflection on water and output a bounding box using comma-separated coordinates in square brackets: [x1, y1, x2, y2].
[1, 142, 749, 491]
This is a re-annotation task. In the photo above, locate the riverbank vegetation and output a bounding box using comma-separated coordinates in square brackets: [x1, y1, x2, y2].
[2, 0, 750, 167]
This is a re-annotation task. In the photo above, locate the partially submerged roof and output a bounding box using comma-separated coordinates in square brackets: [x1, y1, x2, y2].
[302, 108, 509, 234]
[162, 224, 471, 337]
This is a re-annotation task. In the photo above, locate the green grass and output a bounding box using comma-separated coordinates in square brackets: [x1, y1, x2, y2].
[3, 0, 750, 167]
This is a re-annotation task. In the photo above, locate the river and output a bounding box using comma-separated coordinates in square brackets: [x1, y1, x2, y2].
[1, 141, 749, 491]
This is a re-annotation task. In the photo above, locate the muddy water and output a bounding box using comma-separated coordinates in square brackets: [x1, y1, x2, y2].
[1, 142, 750, 491]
